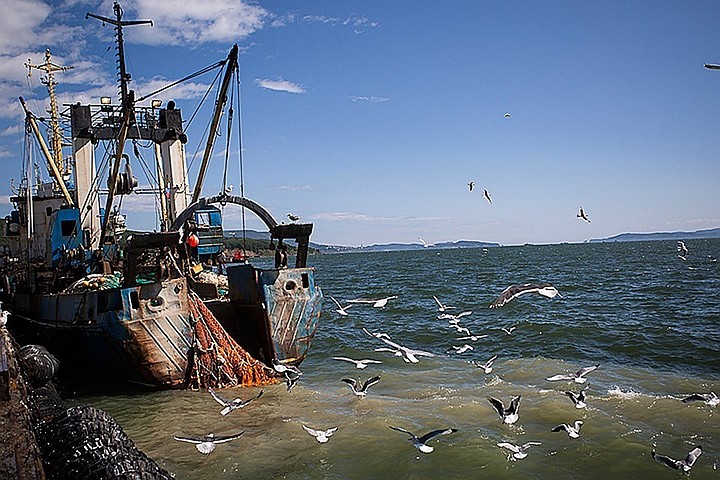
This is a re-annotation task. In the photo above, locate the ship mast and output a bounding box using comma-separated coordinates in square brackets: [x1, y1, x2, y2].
[25, 49, 73, 177]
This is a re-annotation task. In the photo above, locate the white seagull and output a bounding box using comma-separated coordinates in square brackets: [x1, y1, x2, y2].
[348, 296, 398, 309]
[389, 426, 458, 454]
[419, 237, 431, 248]
[438, 311, 472, 322]
[577, 206, 591, 223]
[488, 396, 521, 424]
[468, 181, 475, 192]
[208, 388, 264, 416]
[287, 213, 300, 222]
[457, 334, 488, 342]
[490, 283, 561, 308]
[330, 296, 353, 316]
[551, 420, 584, 438]
[373, 334, 435, 364]
[681, 392, 719, 407]
[272, 358, 303, 377]
[302, 425, 338, 443]
[546, 364, 599, 384]
[433, 295, 455, 312]
[564, 387, 588, 409]
[483, 189, 492, 204]
[332, 357, 382, 369]
[501, 326, 516, 335]
[652, 445, 702, 473]
[446, 344, 474, 355]
[497, 441, 542, 460]
[677, 240, 688, 260]
[341, 375, 381, 397]
[173, 431, 245, 454]
[470, 355, 497, 374]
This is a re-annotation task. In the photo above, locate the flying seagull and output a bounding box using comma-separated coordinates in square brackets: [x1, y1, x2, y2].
[468, 181, 475, 192]
[681, 392, 719, 406]
[652, 445, 702, 473]
[438, 311, 472, 322]
[419, 237, 431, 248]
[287, 213, 300, 222]
[577, 206, 591, 223]
[546, 365, 599, 384]
[302, 425, 338, 443]
[433, 295, 454, 313]
[489, 282, 561, 308]
[483, 189, 492, 204]
[446, 344, 474, 355]
[677, 241, 688, 260]
[470, 355, 497, 374]
[208, 388, 264, 416]
[348, 296, 398, 309]
[389, 426, 458, 454]
[330, 296, 353, 316]
[497, 441, 542, 460]
[332, 356, 382, 369]
[173, 431, 245, 454]
[488, 396, 521, 424]
[341, 375, 381, 397]
[367, 331, 435, 364]
[284, 371, 300, 392]
[551, 420, 584, 438]
[504, 112, 511, 118]
[564, 387, 588, 409]
[501, 326, 516, 335]
[457, 334, 488, 342]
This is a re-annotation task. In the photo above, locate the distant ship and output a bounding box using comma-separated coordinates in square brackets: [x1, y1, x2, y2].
[0, 2, 322, 390]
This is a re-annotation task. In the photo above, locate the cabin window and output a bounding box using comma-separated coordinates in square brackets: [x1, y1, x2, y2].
[130, 291, 140, 309]
[196, 212, 210, 227]
[61, 220, 77, 237]
[301, 273, 309, 289]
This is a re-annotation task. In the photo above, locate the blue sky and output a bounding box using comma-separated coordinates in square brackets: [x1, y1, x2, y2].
[1, 1, 719, 246]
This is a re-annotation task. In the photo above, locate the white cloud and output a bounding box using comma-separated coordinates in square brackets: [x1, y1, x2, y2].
[0, 0, 50, 52]
[271, 12, 379, 32]
[311, 212, 448, 223]
[274, 185, 313, 192]
[255, 78, 306, 94]
[348, 96, 389, 103]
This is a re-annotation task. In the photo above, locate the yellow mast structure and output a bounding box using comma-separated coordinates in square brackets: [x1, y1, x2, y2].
[25, 49, 73, 178]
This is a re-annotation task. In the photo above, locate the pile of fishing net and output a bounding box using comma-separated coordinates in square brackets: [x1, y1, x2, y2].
[63, 272, 123, 293]
[187, 290, 276, 389]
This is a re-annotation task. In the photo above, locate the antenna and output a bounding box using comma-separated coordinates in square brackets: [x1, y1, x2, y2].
[86, 1, 153, 105]
[25, 49, 73, 176]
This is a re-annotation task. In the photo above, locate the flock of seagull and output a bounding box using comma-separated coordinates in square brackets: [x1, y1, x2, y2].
[172, 281, 715, 474]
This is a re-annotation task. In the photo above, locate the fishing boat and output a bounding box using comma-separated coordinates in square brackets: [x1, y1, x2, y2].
[0, 2, 322, 390]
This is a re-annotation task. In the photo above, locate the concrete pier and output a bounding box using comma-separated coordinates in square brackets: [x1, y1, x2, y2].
[0, 327, 45, 479]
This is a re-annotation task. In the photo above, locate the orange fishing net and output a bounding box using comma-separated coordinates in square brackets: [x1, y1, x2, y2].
[186, 291, 276, 389]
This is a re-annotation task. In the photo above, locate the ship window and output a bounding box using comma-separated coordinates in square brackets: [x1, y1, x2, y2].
[46, 207, 53, 216]
[130, 291, 140, 309]
[301, 273, 309, 288]
[61, 220, 77, 237]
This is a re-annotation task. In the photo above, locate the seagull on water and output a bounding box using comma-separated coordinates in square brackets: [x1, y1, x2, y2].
[389, 426, 458, 454]
[564, 387, 588, 409]
[483, 189, 492, 204]
[681, 392, 719, 407]
[332, 357, 383, 369]
[489, 283, 561, 308]
[470, 355, 497, 374]
[497, 441, 542, 460]
[208, 388, 264, 416]
[433, 295, 455, 313]
[652, 445, 702, 473]
[342, 375, 381, 397]
[488, 396, 521, 424]
[467, 181, 475, 192]
[551, 420, 583, 438]
[546, 364, 599, 384]
[302, 425, 338, 443]
[577, 206, 591, 223]
[330, 296, 353, 316]
[173, 431, 245, 454]
[287, 213, 300, 222]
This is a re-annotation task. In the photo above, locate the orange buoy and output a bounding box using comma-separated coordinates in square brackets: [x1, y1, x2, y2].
[187, 234, 199, 247]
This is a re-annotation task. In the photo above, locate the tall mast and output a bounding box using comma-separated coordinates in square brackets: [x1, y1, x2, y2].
[25, 49, 73, 177]
[86, 1, 153, 104]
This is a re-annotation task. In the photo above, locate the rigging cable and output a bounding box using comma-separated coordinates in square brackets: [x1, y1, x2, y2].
[233, 63, 248, 254]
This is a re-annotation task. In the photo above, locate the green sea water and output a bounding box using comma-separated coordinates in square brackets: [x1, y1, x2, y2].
[80, 239, 720, 479]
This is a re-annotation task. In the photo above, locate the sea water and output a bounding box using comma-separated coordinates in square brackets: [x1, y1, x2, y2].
[79, 239, 720, 479]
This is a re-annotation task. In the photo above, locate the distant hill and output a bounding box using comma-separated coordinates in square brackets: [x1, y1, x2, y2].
[588, 227, 720, 243]
[309, 239, 500, 253]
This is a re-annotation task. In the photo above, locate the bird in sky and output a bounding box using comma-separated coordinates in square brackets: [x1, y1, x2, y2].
[504, 112, 511, 118]
[468, 181, 474, 191]
[389, 426, 458, 454]
[173, 431, 245, 454]
[332, 356, 382, 369]
[497, 441, 542, 460]
[483, 189, 492, 204]
[652, 445, 702, 474]
[330, 296, 353, 316]
[546, 364, 599, 384]
[577, 206, 591, 223]
[551, 420, 584, 439]
[302, 425, 338, 443]
[489, 283, 561, 308]
[341, 375, 381, 397]
[287, 213, 300, 222]
[418, 237, 431, 248]
[208, 388, 264, 416]
[488, 396, 521, 424]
